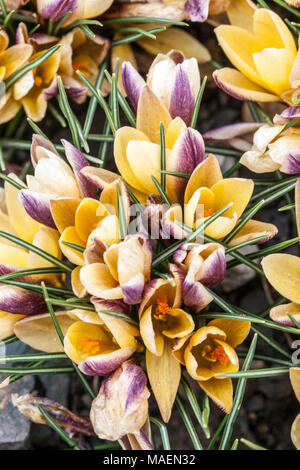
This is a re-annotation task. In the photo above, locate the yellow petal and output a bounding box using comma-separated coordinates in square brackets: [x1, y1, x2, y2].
[227, 0, 257, 32]
[198, 377, 233, 413]
[211, 177, 254, 219]
[203, 215, 237, 239]
[290, 367, 300, 402]
[262, 254, 300, 303]
[165, 117, 187, 149]
[228, 219, 278, 246]
[64, 320, 117, 363]
[126, 140, 162, 193]
[185, 187, 215, 228]
[162, 308, 195, 339]
[21, 87, 48, 122]
[140, 305, 164, 356]
[71, 266, 87, 298]
[80, 167, 120, 189]
[114, 126, 150, 192]
[146, 340, 181, 422]
[137, 27, 211, 64]
[270, 302, 300, 325]
[0, 97, 21, 125]
[100, 180, 130, 227]
[253, 8, 297, 54]
[291, 413, 300, 450]
[0, 242, 28, 267]
[215, 25, 266, 87]
[75, 198, 109, 242]
[59, 226, 85, 266]
[184, 154, 222, 205]
[213, 68, 279, 102]
[99, 313, 137, 348]
[253, 48, 295, 96]
[0, 44, 33, 79]
[27, 227, 61, 284]
[50, 197, 81, 234]
[136, 86, 171, 144]
[90, 215, 121, 246]
[0, 28, 9, 53]
[207, 319, 250, 348]
[83, 0, 113, 18]
[5, 173, 40, 243]
[14, 311, 77, 352]
[0, 311, 25, 340]
[79, 263, 123, 299]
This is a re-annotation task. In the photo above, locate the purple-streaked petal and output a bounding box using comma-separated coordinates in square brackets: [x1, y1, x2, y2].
[18, 189, 56, 228]
[185, 0, 209, 22]
[270, 303, 300, 326]
[121, 273, 145, 305]
[43, 75, 58, 100]
[201, 247, 226, 287]
[61, 139, 97, 198]
[273, 106, 300, 125]
[122, 360, 148, 413]
[167, 127, 205, 202]
[91, 297, 129, 315]
[169, 65, 195, 125]
[78, 346, 135, 376]
[128, 430, 154, 450]
[0, 286, 46, 315]
[161, 207, 186, 240]
[281, 150, 300, 174]
[122, 61, 146, 113]
[38, 0, 78, 22]
[203, 122, 262, 142]
[182, 278, 213, 312]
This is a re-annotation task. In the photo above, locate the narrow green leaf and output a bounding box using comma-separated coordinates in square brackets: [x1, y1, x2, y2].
[150, 417, 171, 450]
[190, 76, 207, 128]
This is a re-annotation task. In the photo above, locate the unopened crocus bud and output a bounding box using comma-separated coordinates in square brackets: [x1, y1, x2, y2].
[90, 359, 150, 441]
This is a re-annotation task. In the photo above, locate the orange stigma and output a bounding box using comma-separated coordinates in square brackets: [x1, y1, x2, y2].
[201, 344, 228, 366]
[79, 336, 110, 355]
[204, 207, 215, 218]
[72, 59, 90, 76]
[154, 294, 170, 321]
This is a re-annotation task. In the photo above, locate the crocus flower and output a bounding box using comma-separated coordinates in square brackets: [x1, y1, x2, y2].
[173, 318, 250, 412]
[213, 1, 299, 103]
[241, 107, 300, 174]
[0, 27, 33, 124]
[13, 307, 117, 354]
[18, 135, 98, 229]
[79, 233, 152, 304]
[114, 85, 205, 204]
[203, 122, 262, 152]
[290, 367, 300, 449]
[64, 315, 138, 376]
[173, 242, 226, 311]
[56, 177, 130, 267]
[138, 267, 194, 422]
[122, 50, 200, 126]
[162, 153, 277, 244]
[90, 359, 152, 449]
[0, 173, 64, 340]
[37, 0, 114, 24]
[58, 27, 109, 104]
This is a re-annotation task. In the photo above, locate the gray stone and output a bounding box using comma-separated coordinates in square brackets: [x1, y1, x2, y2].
[0, 375, 34, 449]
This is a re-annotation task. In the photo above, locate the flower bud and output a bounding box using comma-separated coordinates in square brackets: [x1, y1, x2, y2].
[90, 359, 150, 441]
